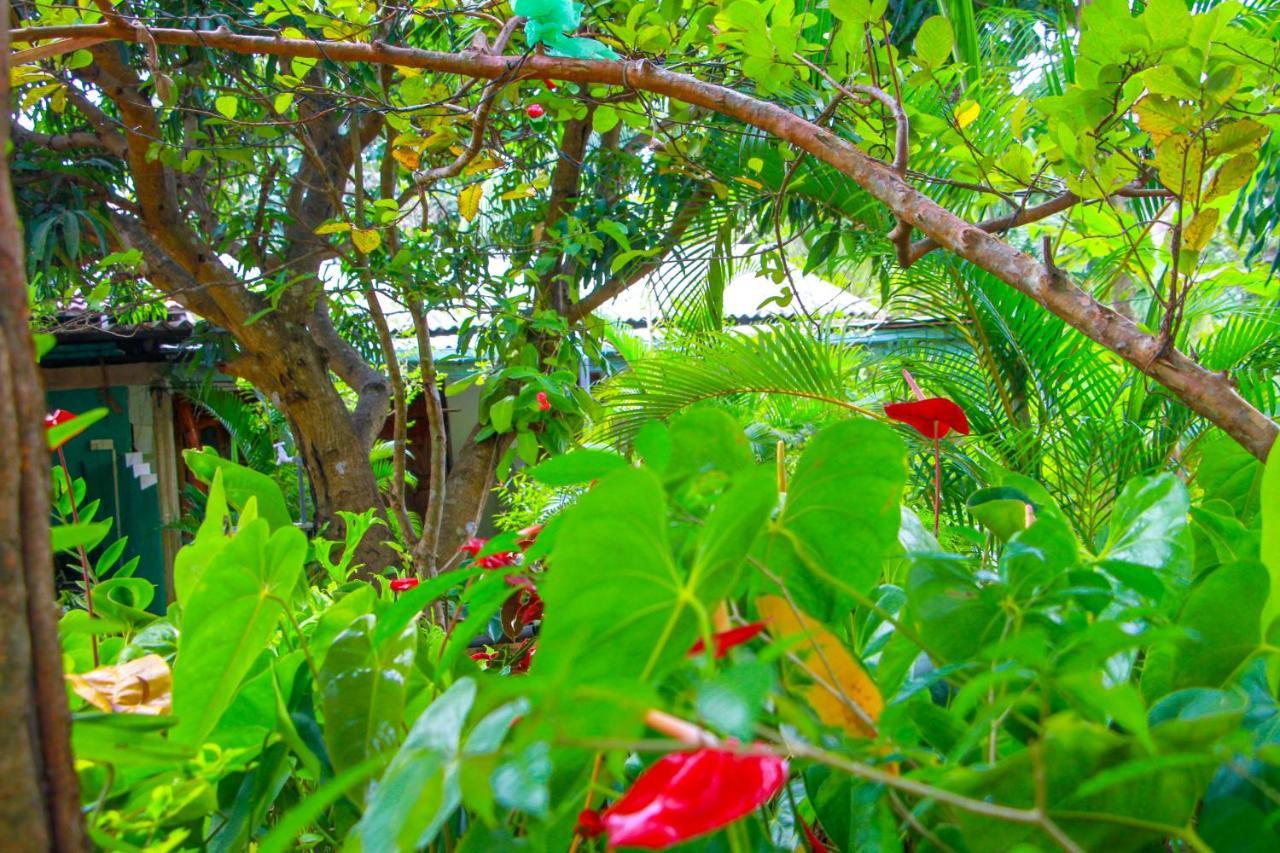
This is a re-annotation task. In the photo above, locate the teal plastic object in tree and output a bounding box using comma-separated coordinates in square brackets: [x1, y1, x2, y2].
[513, 0, 619, 60]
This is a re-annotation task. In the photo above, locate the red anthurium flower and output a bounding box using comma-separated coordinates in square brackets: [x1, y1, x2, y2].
[526, 103, 545, 119]
[536, 390, 551, 411]
[459, 537, 486, 557]
[389, 577, 419, 592]
[883, 398, 970, 439]
[517, 524, 544, 550]
[687, 622, 768, 659]
[577, 747, 788, 849]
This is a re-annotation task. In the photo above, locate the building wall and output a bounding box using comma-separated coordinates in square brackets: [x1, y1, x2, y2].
[44, 385, 169, 610]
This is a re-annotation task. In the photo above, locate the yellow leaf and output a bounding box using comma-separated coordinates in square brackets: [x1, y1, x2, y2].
[352, 228, 381, 254]
[955, 100, 980, 130]
[500, 186, 534, 201]
[459, 183, 483, 222]
[463, 154, 504, 177]
[392, 147, 421, 170]
[314, 221, 351, 235]
[1181, 208, 1220, 254]
[67, 654, 172, 715]
[757, 595, 882, 737]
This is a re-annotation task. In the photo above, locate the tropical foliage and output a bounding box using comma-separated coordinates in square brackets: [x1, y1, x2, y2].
[10, 0, 1280, 849]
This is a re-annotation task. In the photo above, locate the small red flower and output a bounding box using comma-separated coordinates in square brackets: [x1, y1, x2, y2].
[511, 645, 535, 674]
[389, 577, 419, 592]
[578, 747, 788, 848]
[526, 103, 545, 119]
[884, 398, 969, 439]
[688, 622, 768, 659]
[517, 524, 544, 550]
[543, 78, 558, 90]
[471, 649, 496, 665]
[536, 390, 551, 411]
[459, 537, 519, 568]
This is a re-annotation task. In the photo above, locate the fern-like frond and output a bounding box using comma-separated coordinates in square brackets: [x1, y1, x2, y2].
[590, 321, 879, 448]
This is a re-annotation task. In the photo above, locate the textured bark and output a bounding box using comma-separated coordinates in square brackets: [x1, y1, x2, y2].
[0, 5, 85, 846]
[16, 22, 1273, 457]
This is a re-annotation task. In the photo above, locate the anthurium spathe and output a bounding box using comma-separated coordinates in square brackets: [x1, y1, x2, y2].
[883, 397, 970, 439]
[885, 370, 969, 537]
[576, 747, 788, 849]
[687, 621, 768, 659]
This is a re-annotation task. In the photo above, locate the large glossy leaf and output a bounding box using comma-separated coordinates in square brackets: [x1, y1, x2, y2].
[759, 419, 906, 619]
[1141, 560, 1268, 701]
[319, 613, 417, 785]
[171, 518, 305, 744]
[906, 554, 1005, 664]
[183, 448, 293, 531]
[536, 464, 772, 690]
[172, 468, 232, 607]
[1097, 474, 1191, 583]
[353, 679, 492, 850]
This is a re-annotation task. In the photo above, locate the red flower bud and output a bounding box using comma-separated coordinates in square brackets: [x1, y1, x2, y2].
[687, 622, 768, 659]
[587, 747, 788, 848]
[459, 536, 487, 557]
[517, 524, 544, 550]
[389, 577, 419, 592]
[526, 103, 545, 119]
[543, 78, 558, 90]
[884, 397, 969, 439]
[536, 390, 551, 411]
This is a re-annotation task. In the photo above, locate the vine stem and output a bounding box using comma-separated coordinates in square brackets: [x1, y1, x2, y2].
[933, 433, 942, 539]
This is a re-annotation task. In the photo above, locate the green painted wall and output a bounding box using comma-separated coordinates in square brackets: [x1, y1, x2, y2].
[47, 387, 167, 609]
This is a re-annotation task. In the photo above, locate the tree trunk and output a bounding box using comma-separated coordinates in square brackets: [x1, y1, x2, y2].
[0, 3, 85, 845]
[229, 321, 395, 575]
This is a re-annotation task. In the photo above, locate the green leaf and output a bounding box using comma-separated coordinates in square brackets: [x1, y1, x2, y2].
[171, 519, 305, 744]
[353, 679, 477, 850]
[665, 408, 753, 484]
[633, 420, 672, 472]
[527, 448, 626, 486]
[915, 16, 955, 68]
[50, 519, 112, 555]
[1259, 444, 1280, 642]
[319, 614, 417, 787]
[215, 95, 239, 119]
[761, 420, 905, 618]
[907, 554, 1004, 663]
[489, 395, 516, 433]
[966, 486, 1032, 542]
[1142, 560, 1269, 701]
[183, 449, 293, 531]
[1097, 474, 1190, 581]
[515, 428, 540, 465]
[535, 467, 692, 687]
[593, 105, 619, 133]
